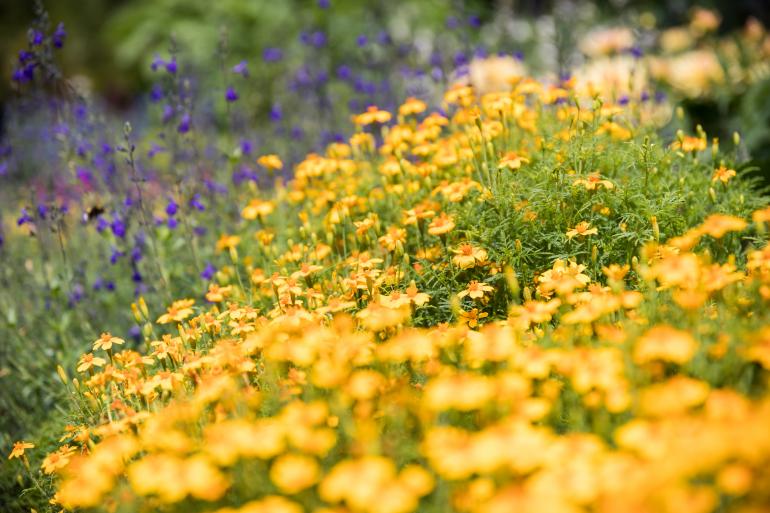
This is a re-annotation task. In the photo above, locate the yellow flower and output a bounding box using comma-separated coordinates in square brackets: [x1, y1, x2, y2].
[451, 244, 488, 269]
[711, 165, 736, 184]
[205, 284, 232, 303]
[457, 280, 495, 300]
[633, 325, 698, 365]
[92, 332, 125, 352]
[41, 445, 76, 474]
[77, 353, 107, 373]
[405, 281, 431, 307]
[242, 199, 275, 220]
[428, 213, 455, 236]
[458, 308, 488, 328]
[498, 151, 530, 170]
[257, 154, 283, 170]
[573, 173, 614, 191]
[353, 105, 392, 125]
[671, 135, 707, 152]
[157, 299, 195, 324]
[270, 453, 321, 494]
[398, 97, 427, 117]
[8, 441, 34, 460]
[566, 221, 598, 240]
[216, 234, 242, 252]
[698, 214, 747, 239]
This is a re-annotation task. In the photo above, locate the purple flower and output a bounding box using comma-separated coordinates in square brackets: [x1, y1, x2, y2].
[337, 65, 352, 80]
[240, 139, 253, 155]
[193, 225, 207, 236]
[18, 50, 34, 64]
[0, 162, 6, 176]
[453, 52, 468, 67]
[232, 60, 249, 76]
[311, 31, 326, 48]
[165, 200, 179, 216]
[129, 325, 142, 340]
[178, 113, 191, 133]
[618, 95, 630, 106]
[150, 84, 164, 102]
[318, 0, 330, 8]
[162, 104, 174, 123]
[97, 217, 109, 233]
[111, 218, 126, 238]
[17, 208, 33, 226]
[356, 35, 368, 47]
[76, 167, 93, 186]
[52, 23, 66, 49]
[31, 30, 44, 46]
[201, 262, 216, 280]
[225, 86, 239, 103]
[105, 281, 115, 291]
[109, 248, 124, 265]
[151, 54, 164, 71]
[629, 46, 643, 59]
[36, 204, 48, 220]
[189, 193, 205, 211]
[68, 284, 84, 305]
[468, 15, 482, 28]
[165, 58, 178, 74]
[131, 269, 143, 283]
[269, 103, 283, 122]
[291, 126, 304, 140]
[377, 31, 391, 45]
[262, 48, 283, 62]
[167, 218, 179, 229]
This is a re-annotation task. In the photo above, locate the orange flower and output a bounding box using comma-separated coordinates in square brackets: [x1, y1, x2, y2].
[216, 234, 242, 252]
[457, 280, 495, 300]
[698, 214, 747, 239]
[157, 299, 195, 324]
[404, 281, 431, 306]
[378, 226, 407, 252]
[671, 135, 707, 152]
[398, 97, 427, 117]
[92, 332, 125, 352]
[257, 154, 283, 170]
[566, 221, 598, 240]
[8, 441, 34, 460]
[41, 445, 76, 474]
[458, 308, 488, 328]
[77, 353, 107, 373]
[451, 244, 488, 269]
[573, 173, 614, 191]
[205, 284, 232, 303]
[270, 454, 321, 494]
[633, 325, 698, 365]
[711, 165, 736, 184]
[428, 213, 455, 236]
[353, 105, 392, 125]
[498, 151, 530, 170]
[242, 199, 275, 220]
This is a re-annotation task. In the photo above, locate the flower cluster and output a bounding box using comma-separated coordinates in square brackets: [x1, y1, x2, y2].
[7, 74, 770, 513]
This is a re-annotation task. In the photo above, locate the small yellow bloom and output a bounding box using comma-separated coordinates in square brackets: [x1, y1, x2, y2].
[353, 105, 392, 125]
[711, 165, 736, 184]
[92, 332, 125, 352]
[457, 280, 495, 300]
[428, 213, 455, 236]
[566, 221, 598, 240]
[257, 154, 283, 170]
[157, 299, 195, 324]
[8, 441, 34, 460]
[498, 151, 530, 170]
[270, 453, 321, 494]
